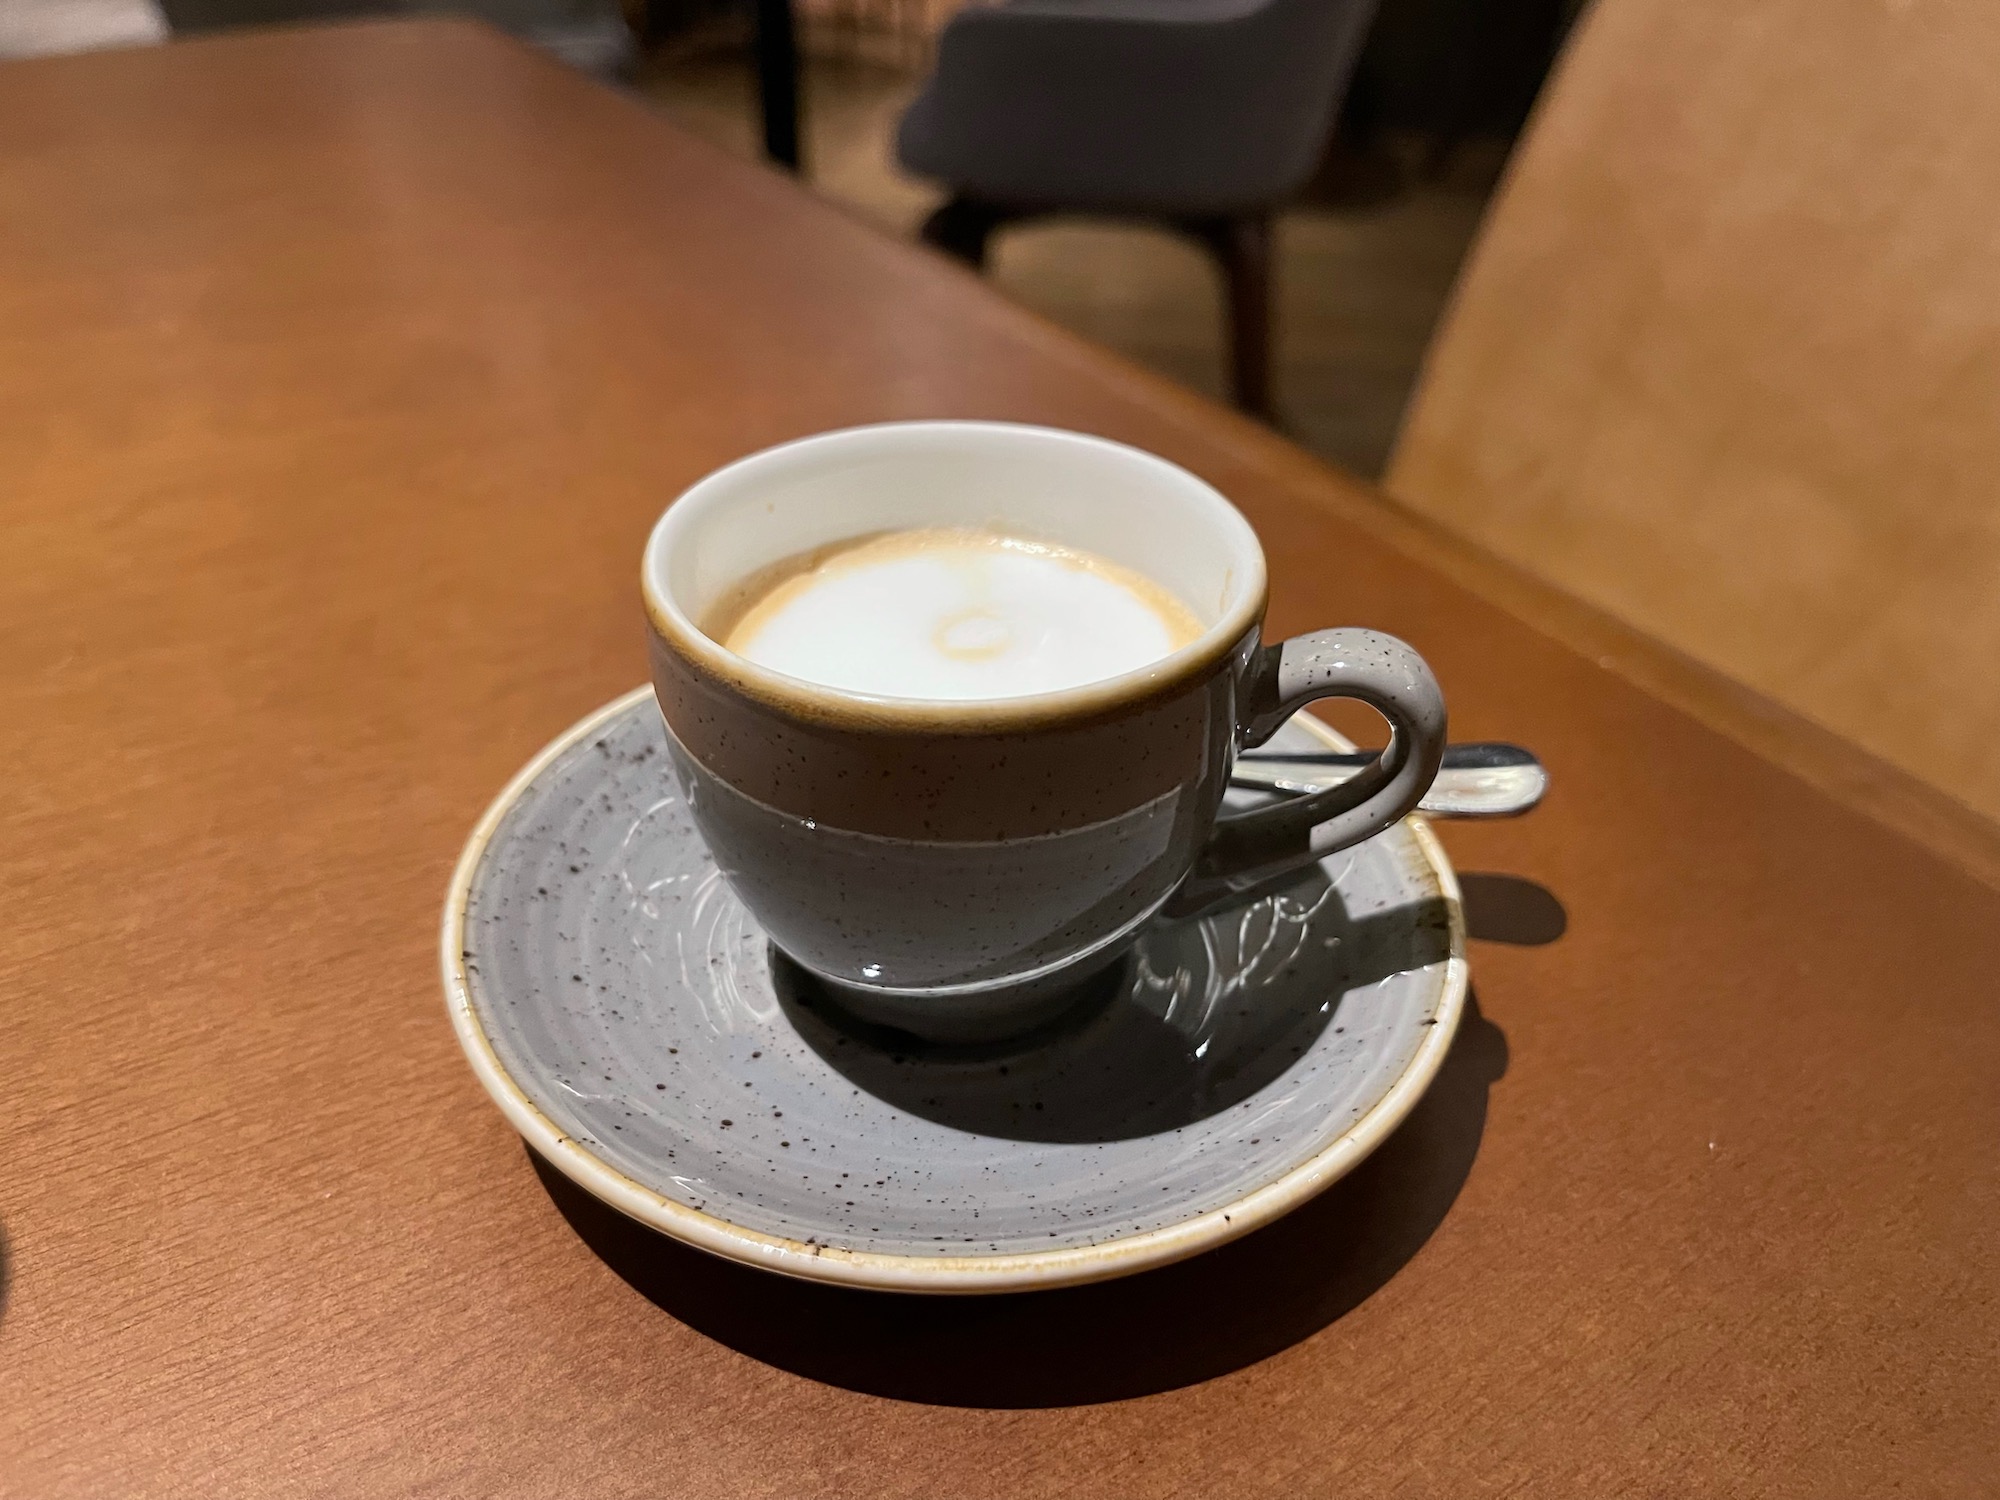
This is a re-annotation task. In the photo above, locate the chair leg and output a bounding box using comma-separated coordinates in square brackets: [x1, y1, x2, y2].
[1183, 214, 1274, 419]
[753, 0, 803, 173]
[1218, 215, 1274, 419]
[919, 197, 1007, 270]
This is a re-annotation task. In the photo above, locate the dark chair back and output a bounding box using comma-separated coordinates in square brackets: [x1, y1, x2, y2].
[898, 0, 1378, 215]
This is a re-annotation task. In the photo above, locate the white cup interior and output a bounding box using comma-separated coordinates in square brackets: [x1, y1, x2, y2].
[645, 422, 1266, 648]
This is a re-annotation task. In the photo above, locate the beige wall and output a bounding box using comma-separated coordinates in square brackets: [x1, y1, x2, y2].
[1390, 0, 2000, 821]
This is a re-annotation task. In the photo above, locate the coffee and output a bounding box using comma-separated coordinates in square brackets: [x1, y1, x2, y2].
[707, 528, 1203, 700]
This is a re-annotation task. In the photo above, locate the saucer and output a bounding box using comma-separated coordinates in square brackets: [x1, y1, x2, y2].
[442, 688, 1467, 1293]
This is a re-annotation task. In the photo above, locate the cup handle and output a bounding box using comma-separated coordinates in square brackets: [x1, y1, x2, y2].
[1171, 628, 1447, 915]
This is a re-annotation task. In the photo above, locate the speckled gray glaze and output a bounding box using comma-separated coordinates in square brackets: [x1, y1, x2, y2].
[642, 422, 1446, 1039]
[447, 689, 1466, 1290]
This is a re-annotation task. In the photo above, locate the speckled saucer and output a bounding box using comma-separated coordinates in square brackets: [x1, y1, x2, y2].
[442, 688, 1467, 1294]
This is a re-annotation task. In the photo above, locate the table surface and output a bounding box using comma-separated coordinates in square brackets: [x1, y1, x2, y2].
[3, 21, 1995, 1498]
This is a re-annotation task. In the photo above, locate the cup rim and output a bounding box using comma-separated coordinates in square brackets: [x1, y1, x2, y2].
[641, 421, 1269, 731]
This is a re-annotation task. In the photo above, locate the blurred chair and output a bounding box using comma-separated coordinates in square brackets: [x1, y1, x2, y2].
[896, 0, 1379, 419]
[1388, 0, 2000, 822]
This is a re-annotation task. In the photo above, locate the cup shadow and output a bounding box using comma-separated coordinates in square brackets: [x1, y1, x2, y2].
[528, 994, 1509, 1407]
[771, 867, 1455, 1144]
[1458, 873, 1567, 946]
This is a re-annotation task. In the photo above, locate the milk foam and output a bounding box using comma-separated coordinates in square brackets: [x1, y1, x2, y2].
[716, 530, 1202, 700]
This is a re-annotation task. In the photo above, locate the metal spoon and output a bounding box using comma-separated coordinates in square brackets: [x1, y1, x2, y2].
[1231, 742, 1547, 818]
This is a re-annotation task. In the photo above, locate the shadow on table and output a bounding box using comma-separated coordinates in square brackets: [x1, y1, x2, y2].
[531, 990, 1512, 1406]
[1459, 872, 1568, 946]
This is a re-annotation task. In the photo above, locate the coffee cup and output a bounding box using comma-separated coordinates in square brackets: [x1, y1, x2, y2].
[642, 421, 1445, 1042]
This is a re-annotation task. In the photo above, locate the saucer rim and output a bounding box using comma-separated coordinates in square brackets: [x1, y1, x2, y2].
[441, 686, 1468, 1295]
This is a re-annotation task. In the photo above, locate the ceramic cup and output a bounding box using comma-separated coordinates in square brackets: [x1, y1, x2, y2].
[642, 421, 1446, 1042]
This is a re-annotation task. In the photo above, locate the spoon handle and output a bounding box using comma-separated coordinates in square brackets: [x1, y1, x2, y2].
[1232, 742, 1547, 818]
[1243, 741, 1540, 771]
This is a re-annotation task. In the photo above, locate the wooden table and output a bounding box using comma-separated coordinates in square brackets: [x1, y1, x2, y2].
[3, 21, 1995, 1497]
